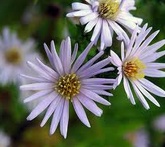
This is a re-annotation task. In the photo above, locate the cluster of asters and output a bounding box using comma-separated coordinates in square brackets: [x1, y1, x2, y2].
[19, 0, 165, 138]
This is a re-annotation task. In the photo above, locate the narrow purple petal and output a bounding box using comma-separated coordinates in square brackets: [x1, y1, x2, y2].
[24, 89, 53, 103]
[139, 78, 165, 97]
[21, 74, 46, 82]
[82, 84, 113, 90]
[44, 43, 54, 68]
[91, 89, 113, 97]
[50, 98, 64, 135]
[131, 82, 150, 110]
[50, 41, 64, 75]
[79, 57, 111, 78]
[40, 95, 61, 127]
[77, 51, 104, 74]
[78, 94, 103, 116]
[63, 37, 71, 74]
[60, 99, 69, 138]
[71, 42, 93, 73]
[80, 88, 111, 105]
[27, 92, 56, 120]
[71, 43, 78, 64]
[134, 81, 160, 107]
[81, 67, 114, 79]
[27, 61, 54, 81]
[36, 58, 58, 79]
[123, 76, 136, 105]
[72, 97, 91, 127]
[20, 83, 54, 91]
[82, 78, 115, 85]
[144, 69, 165, 77]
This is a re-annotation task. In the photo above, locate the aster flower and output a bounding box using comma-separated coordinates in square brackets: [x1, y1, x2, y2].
[0, 27, 39, 85]
[20, 37, 114, 138]
[66, 0, 142, 50]
[110, 24, 165, 109]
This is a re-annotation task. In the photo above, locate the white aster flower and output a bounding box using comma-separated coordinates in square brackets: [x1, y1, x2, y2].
[20, 37, 114, 138]
[66, 0, 142, 50]
[110, 24, 165, 109]
[0, 27, 39, 85]
[0, 130, 11, 147]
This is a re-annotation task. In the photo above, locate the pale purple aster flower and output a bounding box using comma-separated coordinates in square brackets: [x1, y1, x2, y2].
[66, 0, 142, 50]
[20, 37, 114, 138]
[0, 27, 39, 85]
[110, 24, 165, 109]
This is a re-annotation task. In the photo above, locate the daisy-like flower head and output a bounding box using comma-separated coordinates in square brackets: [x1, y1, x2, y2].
[0, 27, 38, 85]
[20, 37, 115, 138]
[66, 0, 142, 50]
[110, 24, 165, 109]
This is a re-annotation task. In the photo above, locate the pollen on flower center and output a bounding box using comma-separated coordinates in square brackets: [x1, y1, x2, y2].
[5, 48, 22, 65]
[55, 74, 81, 99]
[123, 58, 146, 80]
[98, 0, 120, 19]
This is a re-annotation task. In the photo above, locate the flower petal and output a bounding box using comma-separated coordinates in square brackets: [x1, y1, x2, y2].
[78, 94, 103, 116]
[132, 82, 150, 110]
[72, 97, 91, 127]
[40, 95, 61, 127]
[139, 78, 165, 97]
[72, 2, 91, 10]
[71, 42, 93, 73]
[20, 83, 54, 91]
[144, 69, 165, 77]
[50, 98, 64, 135]
[84, 17, 98, 33]
[77, 51, 104, 74]
[80, 88, 111, 105]
[27, 92, 56, 121]
[110, 50, 122, 67]
[50, 41, 64, 75]
[24, 89, 52, 103]
[80, 12, 99, 25]
[134, 81, 160, 107]
[60, 99, 69, 138]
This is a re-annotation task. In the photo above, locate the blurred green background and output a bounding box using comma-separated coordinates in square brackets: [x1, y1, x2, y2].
[0, 0, 165, 147]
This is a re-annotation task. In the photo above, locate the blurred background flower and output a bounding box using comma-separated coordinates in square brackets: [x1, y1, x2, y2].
[0, 27, 39, 85]
[0, 130, 11, 147]
[0, 0, 165, 147]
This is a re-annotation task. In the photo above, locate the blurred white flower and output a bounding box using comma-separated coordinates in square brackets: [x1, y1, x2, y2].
[0, 27, 40, 85]
[110, 24, 165, 109]
[67, 0, 142, 50]
[0, 130, 11, 147]
[20, 37, 114, 138]
[153, 114, 165, 132]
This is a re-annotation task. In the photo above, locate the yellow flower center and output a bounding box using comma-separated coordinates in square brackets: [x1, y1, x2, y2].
[98, 0, 120, 19]
[123, 58, 146, 80]
[5, 48, 22, 65]
[55, 74, 81, 99]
